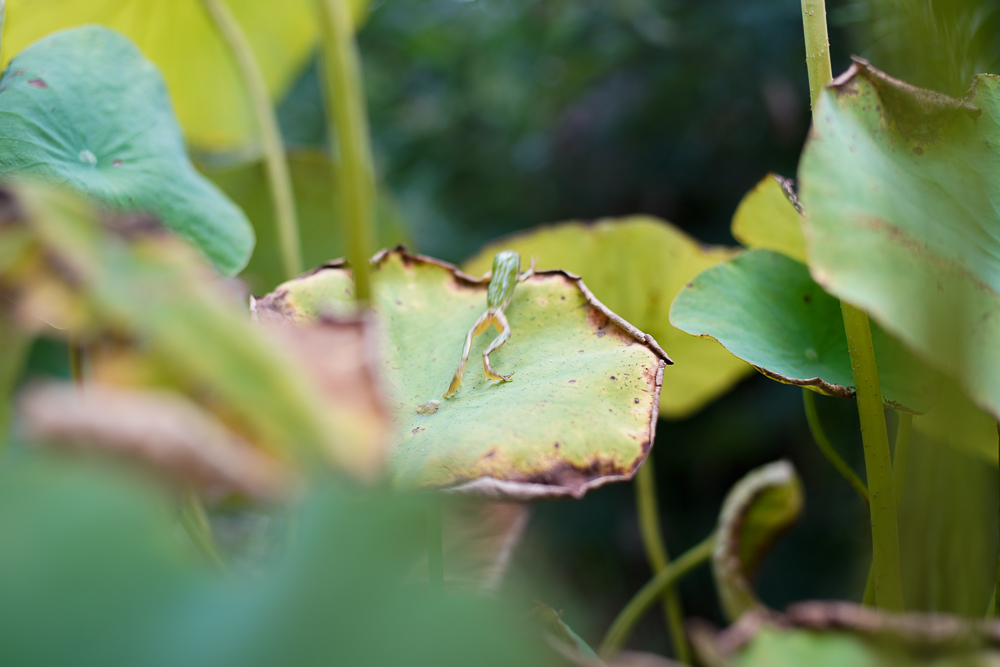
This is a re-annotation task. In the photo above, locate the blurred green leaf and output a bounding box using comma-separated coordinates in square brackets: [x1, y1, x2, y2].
[912, 378, 999, 467]
[204, 150, 411, 294]
[0, 27, 254, 276]
[798, 58, 1000, 421]
[257, 248, 667, 498]
[713, 460, 803, 621]
[534, 602, 603, 664]
[897, 433, 996, 616]
[670, 249, 940, 412]
[0, 453, 551, 667]
[0, 183, 382, 476]
[730, 174, 806, 263]
[0, 0, 348, 153]
[463, 217, 751, 419]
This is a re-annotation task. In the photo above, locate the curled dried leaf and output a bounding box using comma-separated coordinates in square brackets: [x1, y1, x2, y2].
[18, 383, 292, 500]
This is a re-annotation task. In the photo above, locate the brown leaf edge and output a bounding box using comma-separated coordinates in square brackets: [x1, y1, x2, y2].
[690, 601, 1000, 666]
[278, 246, 671, 501]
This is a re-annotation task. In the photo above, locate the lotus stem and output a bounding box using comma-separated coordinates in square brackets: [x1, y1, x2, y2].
[801, 0, 904, 612]
[599, 533, 714, 658]
[634, 456, 690, 663]
[803, 388, 869, 507]
[314, 0, 375, 302]
[202, 0, 302, 279]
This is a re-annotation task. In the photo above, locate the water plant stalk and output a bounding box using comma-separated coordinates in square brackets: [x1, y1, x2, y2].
[800, 0, 905, 611]
[893, 412, 912, 508]
[599, 533, 714, 657]
[202, 0, 302, 279]
[314, 0, 375, 302]
[803, 388, 869, 507]
[634, 457, 690, 663]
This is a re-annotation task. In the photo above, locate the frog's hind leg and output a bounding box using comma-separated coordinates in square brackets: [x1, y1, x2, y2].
[482, 310, 514, 383]
[444, 312, 494, 398]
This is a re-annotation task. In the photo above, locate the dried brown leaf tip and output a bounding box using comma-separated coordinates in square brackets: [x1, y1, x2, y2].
[17, 383, 293, 500]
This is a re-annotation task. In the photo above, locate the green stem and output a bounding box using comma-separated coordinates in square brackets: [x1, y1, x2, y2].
[862, 560, 875, 606]
[202, 0, 302, 279]
[995, 421, 999, 616]
[893, 412, 912, 508]
[599, 533, 714, 658]
[800, 0, 904, 612]
[179, 489, 225, 569]
[803, 388, 869, 507]
[800, 0, 833, 113]
[634, 457, 690, 664]
[427, 498, 443, 589]
[314, 0, 375, 302]
[840, 303, 905, 610]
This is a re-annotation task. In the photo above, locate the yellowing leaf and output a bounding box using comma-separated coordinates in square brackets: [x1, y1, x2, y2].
[464, 217, 752, 419]
[731, 173, 807, 263]
[258, 248, 669, 498]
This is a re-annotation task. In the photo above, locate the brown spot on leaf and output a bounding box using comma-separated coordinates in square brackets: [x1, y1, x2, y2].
[411, 427, 425, 435]
[27, 79, 47, 88]
[913, 146, 924, 156]
[803, 294, 811, 304]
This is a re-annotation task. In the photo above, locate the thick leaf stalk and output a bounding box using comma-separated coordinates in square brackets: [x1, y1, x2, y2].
[800, 0, 904, 611]
[314, 0, 375, 302]
[201, 0, 302, 279]
[635, 458, 690, 663]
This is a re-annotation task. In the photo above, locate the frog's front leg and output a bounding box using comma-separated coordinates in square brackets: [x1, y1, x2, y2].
[444, 311, 495, 398]
[482, 309, 514, 382]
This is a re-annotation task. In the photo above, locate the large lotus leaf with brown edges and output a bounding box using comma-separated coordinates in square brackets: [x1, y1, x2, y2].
[799, 58, 1000, 424]
[256, 248, 669, 499]
[463, 217, 750, 419]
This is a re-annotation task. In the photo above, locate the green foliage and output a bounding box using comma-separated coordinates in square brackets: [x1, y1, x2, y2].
[257, 248, 667, 497]
[0, 27, 254, 275]
[670, 249, 939, 412]
[799, 59, 1000, 423]
[0, 183, 373, 472]
[0, 453, 549, 667]
[464, 217, 751, 419]
[730, 174, 806, 263]
[712, 460, 803, 621]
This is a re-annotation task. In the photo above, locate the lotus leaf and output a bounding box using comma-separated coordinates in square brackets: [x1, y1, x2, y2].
[463, 217, 750, 419]
[670, 249, 940, 412]
[798, 58, 1000, 421]
[730, 173, 807, 263]
[712, 460, 803, 622]
[0, 0, 372, 152]
[257, 248, 669, 498]
[0, 27, 254, 275]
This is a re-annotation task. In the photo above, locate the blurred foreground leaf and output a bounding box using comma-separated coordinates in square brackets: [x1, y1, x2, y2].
[912, 378, 999, 466]
[0, 183, 384, 477]
[713, 460, 803, 622]
[464, 217, 750, 419]
[671, 249, 940, 412]
[0, 27, 254, 275]
[0, 454, 550, 667]
[257, 248, 668, 498]
[799, 58, 1000, 421]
